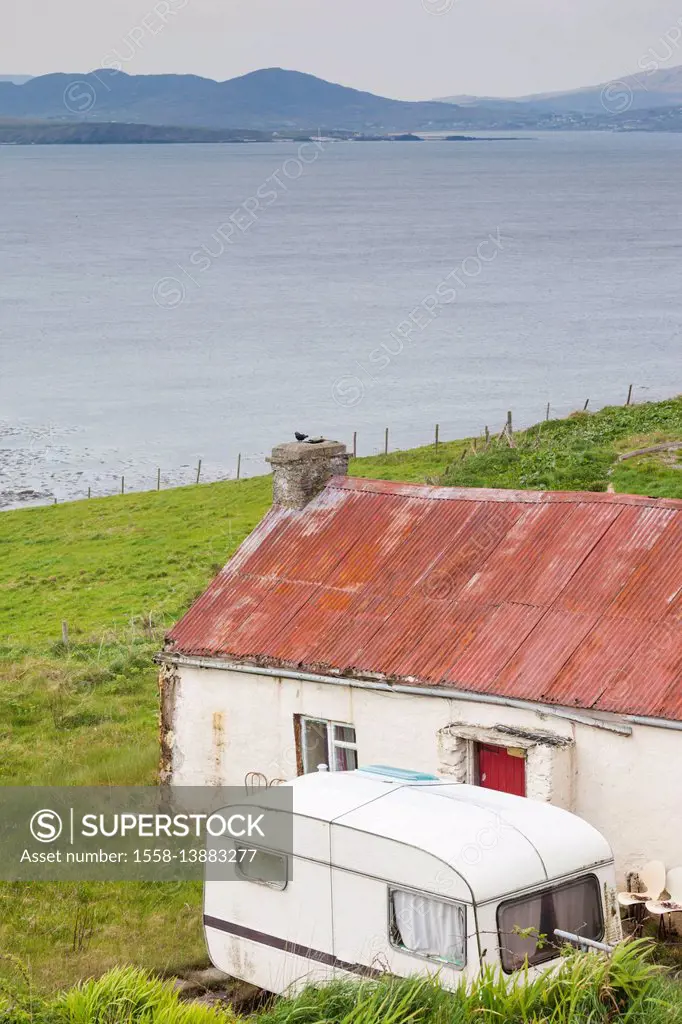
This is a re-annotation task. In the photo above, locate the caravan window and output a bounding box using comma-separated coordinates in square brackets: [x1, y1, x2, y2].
[497, 875, 603, 973]
[299, 717, 358, 773]
[235, 847, 288, 890]
[389, 889, 466, 968]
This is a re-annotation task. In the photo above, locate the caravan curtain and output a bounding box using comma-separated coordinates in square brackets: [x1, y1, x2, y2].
[392, 891, 466, 966]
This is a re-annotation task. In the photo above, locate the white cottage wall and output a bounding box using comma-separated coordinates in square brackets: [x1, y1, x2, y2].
[168, 665, 575, 789]
[572, 723, 682, 875]
[166, 663, 681, 881]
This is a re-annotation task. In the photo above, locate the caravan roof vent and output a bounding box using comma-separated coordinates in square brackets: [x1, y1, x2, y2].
[357, 765, 441, 783]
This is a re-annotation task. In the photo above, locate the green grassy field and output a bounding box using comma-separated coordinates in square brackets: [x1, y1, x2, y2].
[1, 397, 681, 999]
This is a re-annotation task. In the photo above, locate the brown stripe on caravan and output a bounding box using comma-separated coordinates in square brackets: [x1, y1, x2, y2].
[203, 915, 383, 978]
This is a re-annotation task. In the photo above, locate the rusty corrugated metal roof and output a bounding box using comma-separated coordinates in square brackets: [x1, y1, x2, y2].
[166, 478, 682, 721]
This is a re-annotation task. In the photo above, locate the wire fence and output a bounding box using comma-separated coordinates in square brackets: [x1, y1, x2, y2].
[2, 381, 678, 511]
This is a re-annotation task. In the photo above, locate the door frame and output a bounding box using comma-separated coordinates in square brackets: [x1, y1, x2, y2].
[474, 741, 527, 797]
[439, 723, 574, 807]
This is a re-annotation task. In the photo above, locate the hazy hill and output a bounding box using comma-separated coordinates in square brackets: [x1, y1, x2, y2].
[437, 63, 682, 114]
[0, 68, 476, 132]
[0, 119, 270, 145]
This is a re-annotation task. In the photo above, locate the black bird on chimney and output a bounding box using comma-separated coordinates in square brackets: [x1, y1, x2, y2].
[294, 432, 308, 442]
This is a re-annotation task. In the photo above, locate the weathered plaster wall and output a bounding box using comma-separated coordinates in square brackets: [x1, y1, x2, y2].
[574, 724, 682, 875]
[166, 664, 681, 880]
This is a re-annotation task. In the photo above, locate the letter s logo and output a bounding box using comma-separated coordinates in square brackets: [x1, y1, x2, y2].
[30, 809, 63, 843]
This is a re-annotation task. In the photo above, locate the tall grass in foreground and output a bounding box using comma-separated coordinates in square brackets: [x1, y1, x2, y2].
[7, 941, 677, 1024]
[252, 942, 682, 1024]
[51, 966, 234, 1024]
[1, 965, 235, 1024]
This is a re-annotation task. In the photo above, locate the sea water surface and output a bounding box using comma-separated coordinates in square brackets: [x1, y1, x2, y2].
[1, 132, 681, 506]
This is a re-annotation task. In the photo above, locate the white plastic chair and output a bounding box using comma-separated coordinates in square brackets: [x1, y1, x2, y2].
[668, 866, 682, 902]
[646, 866, 682, 938]
[618, 860, 666, 908]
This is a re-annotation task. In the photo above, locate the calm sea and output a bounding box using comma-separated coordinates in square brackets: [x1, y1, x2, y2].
[1, 132, 681, 506]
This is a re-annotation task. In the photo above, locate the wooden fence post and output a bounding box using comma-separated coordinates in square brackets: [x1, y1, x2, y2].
[546, 402, 550, 421]
[157, 468, 161, 491]
[237, 453, 241, 480]
[384, 427, 389, 455]
[353, 431, 357, 458]
[121, 476, 125, 495]
[435, 424, 439, 450]
[196, 459, 202, 485]
[626, 384, 633, 406]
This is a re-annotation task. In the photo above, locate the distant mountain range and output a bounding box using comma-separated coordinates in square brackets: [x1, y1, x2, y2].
[0, 68, 474, 132]
[2, 66, 682, 136]
[437, 65, 682, 115]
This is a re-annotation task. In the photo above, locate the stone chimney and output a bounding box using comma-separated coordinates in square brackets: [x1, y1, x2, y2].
[268, 439, 349, 509]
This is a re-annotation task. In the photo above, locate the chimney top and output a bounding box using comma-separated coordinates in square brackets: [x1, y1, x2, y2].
[268, 439, 349, 509]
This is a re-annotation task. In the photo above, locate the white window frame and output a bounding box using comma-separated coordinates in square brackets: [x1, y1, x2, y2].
[300, 716, 358, 773]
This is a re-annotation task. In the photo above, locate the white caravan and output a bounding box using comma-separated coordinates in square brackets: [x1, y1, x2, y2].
[203, 767, 621, 993]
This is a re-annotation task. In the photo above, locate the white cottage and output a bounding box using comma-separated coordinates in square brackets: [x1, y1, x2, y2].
[159, 439, 682, 883]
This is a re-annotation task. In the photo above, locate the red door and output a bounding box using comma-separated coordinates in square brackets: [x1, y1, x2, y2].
[477, 744, 526, 797]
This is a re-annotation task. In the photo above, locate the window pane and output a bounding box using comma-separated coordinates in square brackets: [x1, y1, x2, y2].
[497, 894, 546, 971]
[236, 848, 287, 889]
[333, 725, 357, 744]
[334, 745, 358, 771]
[391, 890, 466, 968]
[553, 879, 603, 939]
[497, 876, 602, 973]
[302, 720, 329, 772]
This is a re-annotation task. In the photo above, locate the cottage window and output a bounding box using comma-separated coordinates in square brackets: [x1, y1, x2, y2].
[389, 889, 466, 968]
[299, 717, 358, 773]
[497, 875, 603, 973]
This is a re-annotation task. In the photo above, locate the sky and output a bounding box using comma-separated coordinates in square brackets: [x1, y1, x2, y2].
[3, 0, 682, 99]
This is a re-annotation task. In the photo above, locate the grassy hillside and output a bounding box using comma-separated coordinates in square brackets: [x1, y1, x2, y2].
[362, 398, 682, 496]
[0, 397, 681, 997]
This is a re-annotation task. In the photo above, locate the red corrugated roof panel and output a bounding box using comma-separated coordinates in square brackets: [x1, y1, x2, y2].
[440, 602, 546, 690]
[166, 477, 682, 721]
[541, 615, 656, 709]
[554, 505, 676, 617]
